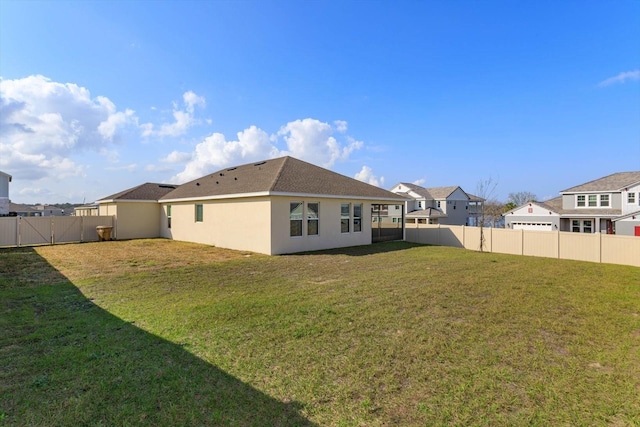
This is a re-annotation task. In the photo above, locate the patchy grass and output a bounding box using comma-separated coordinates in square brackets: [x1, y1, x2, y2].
[1, 239, 639, 426]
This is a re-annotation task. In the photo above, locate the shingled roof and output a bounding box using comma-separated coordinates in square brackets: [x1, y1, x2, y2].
[560, 171, 640, 193]
[396, 183, 472, 200]
[161, 156, 407, 202]
[97, 182, 178, 202]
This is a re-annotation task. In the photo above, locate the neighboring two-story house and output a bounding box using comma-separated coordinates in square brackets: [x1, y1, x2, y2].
[504, 171, 640, 236]
[389, 183, 483, 226]
[0, 171, 11, 216]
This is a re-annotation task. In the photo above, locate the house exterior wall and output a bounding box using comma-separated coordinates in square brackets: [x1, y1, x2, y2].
[0, 172, 10, 198]
[113, 202, 162, 240]
[439, 188, 470, 225]
[160, 197, 273, 255]
[504, 203, 560, 230]
[270, 196, 372, 255]
[622, 184, 640, 214]
[614, 216, 640, 236]
[98, 202, 160, 240]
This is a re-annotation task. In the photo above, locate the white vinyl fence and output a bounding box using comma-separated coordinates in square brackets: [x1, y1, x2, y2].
[0, 216, 114, 247]
[406, 224, 640, 268]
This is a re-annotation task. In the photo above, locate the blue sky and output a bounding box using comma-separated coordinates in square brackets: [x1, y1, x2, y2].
[1, 0, 638, 204]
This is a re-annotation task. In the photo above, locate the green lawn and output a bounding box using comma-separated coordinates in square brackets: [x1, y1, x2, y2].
[1, 240, 639, 426]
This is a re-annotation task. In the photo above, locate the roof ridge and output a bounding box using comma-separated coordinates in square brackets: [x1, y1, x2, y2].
[269, 156, 290, 191]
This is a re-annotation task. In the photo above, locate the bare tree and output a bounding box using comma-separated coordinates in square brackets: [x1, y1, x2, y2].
[483, 199, 506, 228]
[475, 177, 499, 252]
[507, 191, 538, 207]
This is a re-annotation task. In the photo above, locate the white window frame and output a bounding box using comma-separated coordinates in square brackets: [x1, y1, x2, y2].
[628, 192, 636, 204]
[341, 203, 350, 233]
[571, 219, 594, 233]
[353, 203, 363, 233]
[290, 202, 303, 237]
[576, 194, 611, 208]
[307, 202, 319, 236]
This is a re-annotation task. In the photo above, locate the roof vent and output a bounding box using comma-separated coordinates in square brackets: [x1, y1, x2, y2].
[254, 161, 266, 166]
[219, 173, 224, 176]
[216, 181, 219, 184]
[158, 184, 176, 189]
[234, 177, 237, 180]
[227, 167, 236, 171]
[196, 182, 200, 186]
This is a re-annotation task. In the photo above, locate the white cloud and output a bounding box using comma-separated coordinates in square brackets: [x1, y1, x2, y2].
[598, 70, 640, 87]
[355, 165, 385, 187]
[334, 120, 348, 133]
[277, 118, 362, 168]
[161, 150, 192, 164]
[0, 75, 136, 180]
[413, 178, 426, 186]
[141, 90, 205, 137]
[173, 118, 365, 183]
[174, 125, 279, 183]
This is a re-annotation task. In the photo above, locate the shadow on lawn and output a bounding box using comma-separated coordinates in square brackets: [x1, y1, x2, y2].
[295, 240, 425, 257]
[0, 248, 315, 426]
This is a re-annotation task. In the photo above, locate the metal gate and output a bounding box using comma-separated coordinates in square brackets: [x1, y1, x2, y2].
[371, 204, 404, 243]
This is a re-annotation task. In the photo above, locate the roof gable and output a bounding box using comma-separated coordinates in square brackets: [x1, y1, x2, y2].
[560, 171, 640, 193]
[161, 156, 406, 202]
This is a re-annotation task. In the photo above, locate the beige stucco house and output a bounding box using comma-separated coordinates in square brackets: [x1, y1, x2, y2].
[93, 156, 407, 254]
[159, 156, 408, 255]
[95, 182, 178, 240]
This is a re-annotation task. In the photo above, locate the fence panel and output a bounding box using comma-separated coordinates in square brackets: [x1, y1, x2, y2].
[601, 234, 640, 267]
[0, 217, 18, 247]
[20, 217, 52, 246]
[405, 224, 640, 267]
[0, 216, 115, 247]
[559, 233, 601, 263]
[523, 230, 559, 259]
[53, 216, 83, 243]
[491, 228, 522, 255]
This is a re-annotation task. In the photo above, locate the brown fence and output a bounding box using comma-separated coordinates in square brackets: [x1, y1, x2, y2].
[0, 216, 115, 247]
[405, 224, 640, 267]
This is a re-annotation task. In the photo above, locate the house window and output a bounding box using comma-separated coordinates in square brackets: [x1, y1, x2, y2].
[600, 195, 610, 207]
[572, 219, 594, 233]
[167, 205, 172, 229]
[437, 201, 441, 208]
[583, 220, 593, 233]
[195, 204, 203, 222]
[572, 220, 580, 232]
[307, 202, 319, 235]
[354, 204, 362, 232]
[577, 195, 585, 207]
[290, 202, 303, 237]
[588, 195, 597, 207]
[628, 193, 636, 204]
[418, 201, 422, 208]
[341, 203, 350, 233]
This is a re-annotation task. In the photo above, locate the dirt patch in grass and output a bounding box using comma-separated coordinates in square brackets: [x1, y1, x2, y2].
[34, 238, 255, 281]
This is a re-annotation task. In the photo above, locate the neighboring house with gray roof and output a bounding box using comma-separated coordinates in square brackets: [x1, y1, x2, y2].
[504, 171, 640, 236]
[389, 182, 483, 226]
[159, 156, 407, 254]
[94, 182, 178, 239]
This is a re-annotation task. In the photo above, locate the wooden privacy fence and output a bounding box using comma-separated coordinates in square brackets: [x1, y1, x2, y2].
[0, 216, 115, 247]
[405, 224, 640, 267]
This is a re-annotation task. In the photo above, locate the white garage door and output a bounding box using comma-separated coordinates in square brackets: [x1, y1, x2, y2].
[512, 222, 552, 231]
